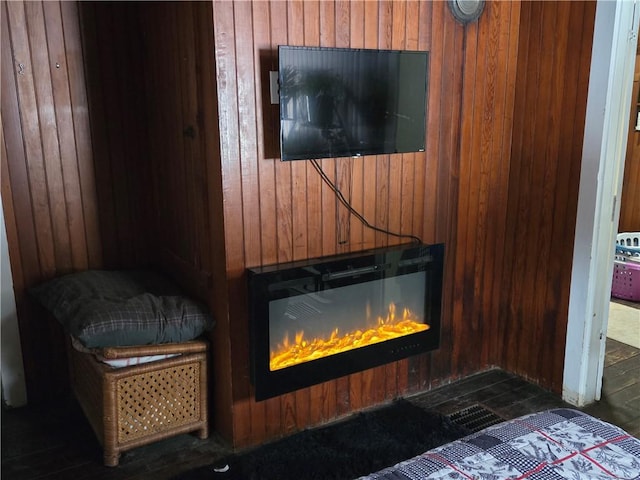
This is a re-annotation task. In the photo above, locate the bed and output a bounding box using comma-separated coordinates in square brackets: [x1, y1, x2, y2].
[30, 269, 215, 466]
[361, 408, 640, 479]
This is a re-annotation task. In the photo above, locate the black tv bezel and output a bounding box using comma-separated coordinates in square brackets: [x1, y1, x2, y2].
[278, 45, 429, 162]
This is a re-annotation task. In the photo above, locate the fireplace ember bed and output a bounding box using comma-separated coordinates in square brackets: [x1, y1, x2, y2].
[248, 243, 444, 401]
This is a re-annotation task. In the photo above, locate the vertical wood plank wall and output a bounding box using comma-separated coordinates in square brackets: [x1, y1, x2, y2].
[130, 0, 230, 437]
[1, 1, 103, 401]
[78, 3, 156, 270]
[499, 0, 595, 393]
[209, 0, 593, 446]
[619, 48, 640, 233]
[211, 0, 468, 446]
[1, 0, 597, 448]
[80, 0, 230, 433]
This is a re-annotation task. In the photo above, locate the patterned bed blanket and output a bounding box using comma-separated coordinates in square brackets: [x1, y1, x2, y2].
[361, 408, 640, 479]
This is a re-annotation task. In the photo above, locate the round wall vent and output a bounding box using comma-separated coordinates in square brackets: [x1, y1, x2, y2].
[448, 0, 485, 24]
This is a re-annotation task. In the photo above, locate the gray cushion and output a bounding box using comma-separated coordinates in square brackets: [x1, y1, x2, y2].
[30, 270, 214, 348]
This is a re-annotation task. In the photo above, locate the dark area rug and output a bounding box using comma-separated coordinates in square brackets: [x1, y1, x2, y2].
[173, 399, 470, 480]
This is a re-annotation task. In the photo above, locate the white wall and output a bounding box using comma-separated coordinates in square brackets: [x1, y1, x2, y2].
[0, 197, 27, 407]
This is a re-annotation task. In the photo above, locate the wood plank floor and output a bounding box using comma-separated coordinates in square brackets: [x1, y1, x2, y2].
[2, 338, 638, 480]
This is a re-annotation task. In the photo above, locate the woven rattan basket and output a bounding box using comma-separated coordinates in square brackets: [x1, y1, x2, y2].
[67, 339, 209, 466]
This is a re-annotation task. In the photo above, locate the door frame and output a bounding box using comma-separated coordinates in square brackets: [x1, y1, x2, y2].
[564, 0, 639, 407]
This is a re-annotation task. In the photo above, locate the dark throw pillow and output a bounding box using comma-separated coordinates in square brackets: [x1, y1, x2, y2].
[30, 270, 214, 348]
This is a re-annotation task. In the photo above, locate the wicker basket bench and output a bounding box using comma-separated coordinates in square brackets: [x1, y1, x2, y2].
[66, 338, 209, 466]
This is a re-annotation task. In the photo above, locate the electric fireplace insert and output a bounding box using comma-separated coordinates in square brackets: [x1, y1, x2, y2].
[248, 243, 443, 401]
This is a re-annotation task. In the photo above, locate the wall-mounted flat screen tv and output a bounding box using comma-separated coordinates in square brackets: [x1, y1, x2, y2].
[279, 45, 429, 161]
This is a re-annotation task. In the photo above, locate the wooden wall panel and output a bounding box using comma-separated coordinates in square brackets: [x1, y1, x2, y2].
[499, 0, 595, 392]
[79, 0, 220, 295]
[2, 0, 597, 450]
[210, 0, 528, 447]
[207, 0, 594, 447]
[1, 0, 218, 404]
[619, 50, 640, 233]
[1, 1, 103, 402]
[79, 2, 153, 270]
[451, 0, 522, 377]
[130, 0, 226, 434]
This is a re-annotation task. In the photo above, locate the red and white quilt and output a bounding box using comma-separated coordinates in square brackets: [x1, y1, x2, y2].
[362, 408, 640, 479]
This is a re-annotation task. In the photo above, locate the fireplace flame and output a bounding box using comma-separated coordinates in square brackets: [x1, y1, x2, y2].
[270, 302, 429, 371]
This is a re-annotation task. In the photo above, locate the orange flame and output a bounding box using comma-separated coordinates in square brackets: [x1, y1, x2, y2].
[270, 302, 428, 371]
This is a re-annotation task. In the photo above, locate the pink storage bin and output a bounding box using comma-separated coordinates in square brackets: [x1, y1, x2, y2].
[612, 232, 640, 301]
[612, 260, 640, 301]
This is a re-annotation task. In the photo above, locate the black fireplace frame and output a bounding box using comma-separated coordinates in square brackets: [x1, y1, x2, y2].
[247, 243, 444, 401]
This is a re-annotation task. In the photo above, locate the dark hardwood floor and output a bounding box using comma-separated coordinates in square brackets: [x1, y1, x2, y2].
[3, 338, 639, 480]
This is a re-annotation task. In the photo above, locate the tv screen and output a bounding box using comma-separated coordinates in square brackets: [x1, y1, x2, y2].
[278, 46, 429, 161]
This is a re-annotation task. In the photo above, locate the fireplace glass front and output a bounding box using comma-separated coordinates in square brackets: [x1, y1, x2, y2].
[248, 243, 443, 400]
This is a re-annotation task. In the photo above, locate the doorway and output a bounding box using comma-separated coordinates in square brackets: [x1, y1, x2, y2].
[604, 15, 640, 414]
[564, 0, 640, 408]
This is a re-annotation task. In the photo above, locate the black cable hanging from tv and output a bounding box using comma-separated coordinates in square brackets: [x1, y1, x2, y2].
[310, 159, 422, 245]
